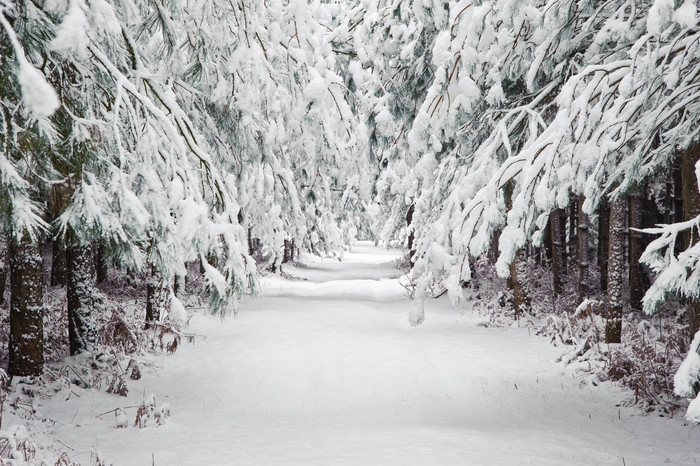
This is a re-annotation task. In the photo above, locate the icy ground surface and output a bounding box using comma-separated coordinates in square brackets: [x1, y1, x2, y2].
[38, 242, 698, 464]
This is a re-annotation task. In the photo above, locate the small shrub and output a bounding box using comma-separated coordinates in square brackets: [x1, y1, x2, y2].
[134, 395, 170, 428]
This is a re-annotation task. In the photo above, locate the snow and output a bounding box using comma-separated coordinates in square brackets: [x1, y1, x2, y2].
[674, 0, 698, 29]
[50, 0, 90, 58]
[0, 6, 60, 120]
[647, 0, 674, 36]
[16, 242, 700, 465]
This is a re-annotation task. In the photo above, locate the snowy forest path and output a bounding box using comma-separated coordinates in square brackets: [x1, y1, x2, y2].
[50, 242, 696, 465]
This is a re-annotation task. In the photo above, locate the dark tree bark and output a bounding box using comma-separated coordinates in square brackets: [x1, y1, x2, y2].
[406, 203, 416, 263]
[8, 233, 44, 376]
[606, 196, 626, 344]
[67, 236, 97, 355]
[146, 267, 169, 328]
[95, 242, 109, 283]
[282, 239, 295, 263]
[628, 187, 649, 311]
[672, 160, 685, 227]
[50, 240, 67, 286]
[577, 195, 590, 302]
[598, 198, 611, 293]
[550, 208, 566, 295]
[0, 231, 7, 304]
[49, 184, 70, 287]
[568, 196, 578, 273]
[682, 145, 700, 340]
[541, 215, 552, 266]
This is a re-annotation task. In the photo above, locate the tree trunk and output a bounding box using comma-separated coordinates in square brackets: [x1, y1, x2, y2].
[49, 183, 71, 287]
[66, 236, 97, 355]
[504, 183, 530, 317]
[0, 231, 7, 304]
[682, 145, 700, 340]
[550, 208, 566, 295]
[406, 203, 416, 263]
[577, 195, 590, 303]
[568, 196, 578, 274]
[282, 239, 295, 263]
[598, 198, 611, 293]
[146, 267, 170, 328]
[95, 241, 109, 283]
[8, 233, 44, 376]
[606, 196, 626, 344]
[50, 240, 67, 286]
[628, 188, 648, 311]
[541, 215, 552, 266]
[510, 248, 531, 317]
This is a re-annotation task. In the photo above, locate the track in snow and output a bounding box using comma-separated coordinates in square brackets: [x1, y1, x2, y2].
[49, 241, 698, 465]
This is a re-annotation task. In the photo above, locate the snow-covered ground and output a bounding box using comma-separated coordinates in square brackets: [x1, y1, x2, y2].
[21, 242, 700, 464]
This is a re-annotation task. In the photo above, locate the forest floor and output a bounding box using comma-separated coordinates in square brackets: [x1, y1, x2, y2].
[8, 241, 700, 465]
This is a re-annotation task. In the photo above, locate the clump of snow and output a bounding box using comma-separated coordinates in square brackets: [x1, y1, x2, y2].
[0, 8, 59, 118]
[115, 408, 129, 428]
[647, 0, 674, 36]
[409, 296, 425, 326]
[674, 331, 700, 411]
[50, 0, 90, 57]
[18, 61, 60, 118]
[485, 82, 504, 104]
[168, 294, 187, 326]
[201, 258, 227, 295]
[673, 0, 698, 28]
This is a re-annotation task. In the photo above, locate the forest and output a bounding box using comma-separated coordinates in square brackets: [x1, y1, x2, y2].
[0, 0, 700, 463]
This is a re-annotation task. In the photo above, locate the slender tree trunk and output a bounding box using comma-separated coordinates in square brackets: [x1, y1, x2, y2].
[95, 242, 109, 283]
[50, 240, 67, 286]
[540, 215, 552, 266]
[510, 248, 531, 317]
[550, 208, 566, 295]
[598, 198, 611, 293]
[606, 196, 626, 344]
[577, 195, 590, 302]
[568, 197, 578, 275]
[0, 231, 7, 304]
[8, 233, 44, 376]
[628, 188, 648, 311]
[282, 239, 295, 263]
[505, 182, 530, 317]
[146, 267, 170, 328]
[488, 231, 500, 265]
[406, 203, 416, 263]
[682, 145, 700, 340]
[66, 235, 97, 355]
[49, 184, 70, 287]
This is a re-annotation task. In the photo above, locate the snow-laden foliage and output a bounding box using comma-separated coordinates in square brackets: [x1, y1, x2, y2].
[342, 0, 700, 419]
[340, 0, 696, 301]
[0, 0, 374, 317]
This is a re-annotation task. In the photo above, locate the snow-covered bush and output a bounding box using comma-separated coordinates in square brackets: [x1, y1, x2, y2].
[674, 330, 700, 423]
[474, 257, 688, 412]
[608, 315, 687, 414]
[134, 394, 170, 428]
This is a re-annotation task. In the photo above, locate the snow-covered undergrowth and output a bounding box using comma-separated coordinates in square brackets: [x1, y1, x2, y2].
[469, 257, 689, 416]
[0, 272, 202, 464]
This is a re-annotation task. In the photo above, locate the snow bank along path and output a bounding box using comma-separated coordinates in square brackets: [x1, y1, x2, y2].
[48, 242, 697, 465]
